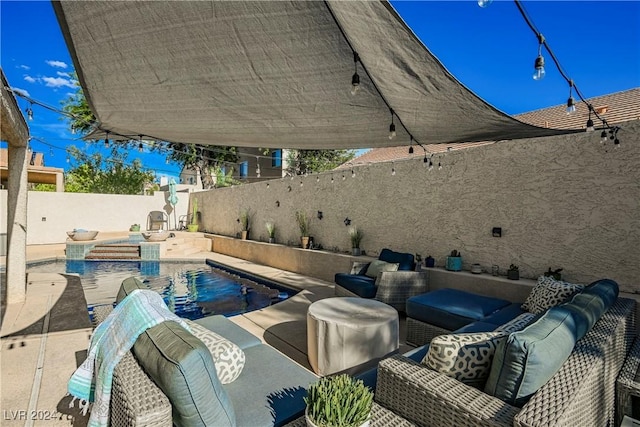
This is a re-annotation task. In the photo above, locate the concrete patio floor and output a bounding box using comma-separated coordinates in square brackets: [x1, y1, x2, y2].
[1, 236, 411, 426]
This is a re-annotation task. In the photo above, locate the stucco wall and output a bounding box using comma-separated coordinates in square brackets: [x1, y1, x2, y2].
[0, 190, 189, 245]
[194, 120, 640, 293]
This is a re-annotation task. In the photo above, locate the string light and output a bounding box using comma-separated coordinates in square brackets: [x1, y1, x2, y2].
[350, 52, 360, 96]
[255, 157, 261, 178]
[566, 81, 576, 115]
[477, 0, 492, 7]
[351, 169, 355, 178]
[138, 135, 144, 152]
[408, 137, 414, 154]
[388, 109, 396, 140]
[391, 163, 396, 176]
[438, 159, 442, 170]
[586, 107, 595, 132]
[104, 131, 110, 148]
[533, 33, 546, 81]
[26, 103, 34, 121]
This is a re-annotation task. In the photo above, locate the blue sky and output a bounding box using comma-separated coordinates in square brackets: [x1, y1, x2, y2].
[1, 1, 638, 178]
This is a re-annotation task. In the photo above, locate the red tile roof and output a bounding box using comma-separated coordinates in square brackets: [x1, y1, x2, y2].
[345, 87, 639, 167]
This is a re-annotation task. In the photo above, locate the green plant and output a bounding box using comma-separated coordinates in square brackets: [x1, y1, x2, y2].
[239, 209, 250, 231]
[265, 221, 276, 238]
[544, 267, 563, 280]
[190, 198, 198, 225]
[450, 250, 461, 257]
[295, 211, 310, 237]
[509, 264, 519, 271]
[304, 374, 373, 427]
[348, 226, 363, 248]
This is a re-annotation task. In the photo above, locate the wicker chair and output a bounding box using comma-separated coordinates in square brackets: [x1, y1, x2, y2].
[617, 335, 640, 425]
[371, 298, 636, 427]
[335, 260, 428, 312]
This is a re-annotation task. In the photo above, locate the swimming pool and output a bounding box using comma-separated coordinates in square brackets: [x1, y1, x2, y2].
[26, 260, 296, 319]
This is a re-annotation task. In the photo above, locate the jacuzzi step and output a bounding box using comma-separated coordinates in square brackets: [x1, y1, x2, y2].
[85, 254, 142, 260]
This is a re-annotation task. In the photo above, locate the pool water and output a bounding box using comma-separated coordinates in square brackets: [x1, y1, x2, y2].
[26, 260, 295, 319]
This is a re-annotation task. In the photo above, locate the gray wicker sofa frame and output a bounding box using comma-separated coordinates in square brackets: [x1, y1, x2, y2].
[374, 297, 636, 427]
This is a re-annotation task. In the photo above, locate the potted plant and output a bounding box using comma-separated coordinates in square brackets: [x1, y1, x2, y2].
[266, 221, 276, 243]
[507, 264, 520, 280]
[129, 224, 140, 232]
[446, 250, 462, 271]
[544, 267, 563, 281]
[348, 226, 363, 256]
[304, 374, 373, 427]
[295, 210, 311, 249]
[239, 209, 250, 240]
[187, 198, 199, 232]
[425, 255, 435, 268]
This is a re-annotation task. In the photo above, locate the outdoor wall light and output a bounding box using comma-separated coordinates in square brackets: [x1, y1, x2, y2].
[275, 200, 280, 207]
[317, 211, 323, 220]
[344, 218, 351, 226]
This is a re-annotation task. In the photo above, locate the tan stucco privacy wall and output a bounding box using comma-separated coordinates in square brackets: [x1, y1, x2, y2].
[194, 120, 640, 294]
[0, 190, 189, 245]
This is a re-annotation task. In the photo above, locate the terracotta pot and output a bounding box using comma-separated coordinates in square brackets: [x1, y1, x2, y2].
[301, 236, 310, 249]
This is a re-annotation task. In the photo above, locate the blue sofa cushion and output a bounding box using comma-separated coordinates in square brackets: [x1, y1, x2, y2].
[334, 273, 376, 298]
[406, 289, 511, 331]
[379, 248, 414, 271]
[484, 304, 580, 407]
[563, 278, 618, 341]
[483, 303, 527, 326]
[455, 321, 500, 334]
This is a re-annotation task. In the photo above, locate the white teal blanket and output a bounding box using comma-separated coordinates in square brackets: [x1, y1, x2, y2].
[68, 289, 189, 427]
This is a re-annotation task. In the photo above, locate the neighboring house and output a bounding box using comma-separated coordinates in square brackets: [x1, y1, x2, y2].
[342, 87, 640, 168]
[180, 147, 292, 188]
[0, 148, 65, 191]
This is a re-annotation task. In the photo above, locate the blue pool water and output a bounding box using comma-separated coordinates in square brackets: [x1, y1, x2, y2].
[26, 260, 295, 319]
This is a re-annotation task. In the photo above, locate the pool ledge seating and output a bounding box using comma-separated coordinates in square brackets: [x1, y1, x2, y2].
[92, 277, 317, 427]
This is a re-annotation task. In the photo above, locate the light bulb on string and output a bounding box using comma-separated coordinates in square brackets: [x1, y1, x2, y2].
[342, 174, 346, 181]
[49, 147, 54, 157]
[351, 169, 355, 178]
[138, 135, 144, 152]
[66, 156, 70, 163]
[104, 131, 110, 148]
[331, 176, 334, 184]
[438, 160, 442, 170]
[428, 158, 434, 171]
[26, 104, 34, 121]
[600, 130, 608, 144]
[408, 137, 414, 154]
[477, 0, 492, 8]
[316, 174, 320, 183]
[585, 108, 595, 132]
[566, 83, 576, 115]
[388, 109, 396, 140]
[391, 163, 396, 176]
[256, 158, 261, 178]
[423, 155, 428, 167]
[350, 52, 360, 96]
[532, 34, 546, 81]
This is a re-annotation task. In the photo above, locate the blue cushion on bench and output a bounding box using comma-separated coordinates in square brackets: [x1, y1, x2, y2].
[406, 289, 511, 331]
[379, 248, 414, 271]
[334, 273, 377, 298]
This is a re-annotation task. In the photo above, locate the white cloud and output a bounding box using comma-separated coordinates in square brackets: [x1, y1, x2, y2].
[46, 60, 68, 69]
[12, 87, 30, 97]
[18, 65, 30, 70]
[56, 71, 70, 77]
[24, 75, 38, 83]
[42, 76, 76, 89]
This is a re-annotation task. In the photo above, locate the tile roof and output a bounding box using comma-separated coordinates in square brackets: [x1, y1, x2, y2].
[345, 87, 639, 167]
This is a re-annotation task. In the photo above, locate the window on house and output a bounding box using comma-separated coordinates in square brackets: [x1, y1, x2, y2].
[272, 149, 282, 168]
[239, 161, 248, 178]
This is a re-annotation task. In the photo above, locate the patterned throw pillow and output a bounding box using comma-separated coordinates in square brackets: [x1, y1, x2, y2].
[422, 332, 506, 385]
[364, 260, 399, 278]
[521, 276, 585, 314]
[185, 320, 246, 384]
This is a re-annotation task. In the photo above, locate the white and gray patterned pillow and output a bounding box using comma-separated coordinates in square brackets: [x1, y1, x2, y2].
[521, 276, 584, 314]
[494, 313, 537, 333]
[185, 320, 245, 384]
[422, 332, 506, 385]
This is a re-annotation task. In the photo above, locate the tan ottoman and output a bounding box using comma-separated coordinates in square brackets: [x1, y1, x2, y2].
[307, 297, 399, 376]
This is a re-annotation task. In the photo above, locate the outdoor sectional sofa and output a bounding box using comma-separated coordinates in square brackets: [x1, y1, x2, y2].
[334, 248, 427, 312]
[366, 278, 637, 426]
[91, 278, 317, 427]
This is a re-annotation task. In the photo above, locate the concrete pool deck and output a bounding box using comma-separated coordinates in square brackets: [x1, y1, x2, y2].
[1, 234, 410, 426]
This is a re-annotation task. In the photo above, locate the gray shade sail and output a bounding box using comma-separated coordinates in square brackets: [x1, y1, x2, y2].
[53, 0, 575, 149]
